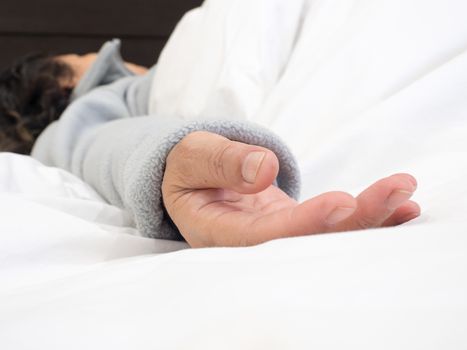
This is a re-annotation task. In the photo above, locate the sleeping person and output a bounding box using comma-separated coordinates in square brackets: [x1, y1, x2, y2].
[0, 40, 420, 247]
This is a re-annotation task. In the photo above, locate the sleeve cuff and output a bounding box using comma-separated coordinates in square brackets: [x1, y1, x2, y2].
[123, 119, 301, 240]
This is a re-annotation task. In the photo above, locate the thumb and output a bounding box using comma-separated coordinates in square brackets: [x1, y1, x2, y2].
[164, 131, 279, 194]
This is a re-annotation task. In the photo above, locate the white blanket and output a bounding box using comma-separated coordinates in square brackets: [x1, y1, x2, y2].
[2, 0, 467, 348]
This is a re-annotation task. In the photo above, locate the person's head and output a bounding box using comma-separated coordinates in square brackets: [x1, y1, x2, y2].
[0, 53, 71, 154]
[0, 53, 99, 154]
[0, 50, 148, 155]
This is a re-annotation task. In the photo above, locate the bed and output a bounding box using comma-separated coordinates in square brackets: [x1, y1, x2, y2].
[1, 0, 466, 348]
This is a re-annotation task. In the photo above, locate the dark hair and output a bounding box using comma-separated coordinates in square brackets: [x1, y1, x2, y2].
[0, 53, 74, 154]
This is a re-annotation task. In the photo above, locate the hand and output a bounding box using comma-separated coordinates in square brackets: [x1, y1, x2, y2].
[162, 131, 420, 248]
[124, 62, 149, 75]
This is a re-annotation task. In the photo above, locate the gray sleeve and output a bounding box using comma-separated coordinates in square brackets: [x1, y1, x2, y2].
[78, 116, 301, 240]
[32, 77, 301, 240]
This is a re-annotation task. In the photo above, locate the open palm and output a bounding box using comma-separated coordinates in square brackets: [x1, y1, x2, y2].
[162, 132, 420, 248]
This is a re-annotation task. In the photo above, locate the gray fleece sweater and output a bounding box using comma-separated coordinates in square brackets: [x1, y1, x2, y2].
[32, 40, 301, 240]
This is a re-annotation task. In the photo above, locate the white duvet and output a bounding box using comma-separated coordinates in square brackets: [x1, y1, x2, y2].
[1, 0, 467, 348]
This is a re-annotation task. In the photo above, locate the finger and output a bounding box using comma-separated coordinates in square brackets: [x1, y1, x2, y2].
[382, 200, 421, 227]
[242, 191, 357, 246]
[165, 131, 279, 194]
[336, 173, 417, 231]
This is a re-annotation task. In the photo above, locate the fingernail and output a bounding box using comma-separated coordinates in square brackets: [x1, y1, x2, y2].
[325, 207, 356, 225]
[408, 177, 418, 190]
[242, 152, 266, 184]
[386, 190, 413, 210]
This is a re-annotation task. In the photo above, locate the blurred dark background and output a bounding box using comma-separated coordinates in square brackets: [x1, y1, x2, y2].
[0, 0, 203, 70]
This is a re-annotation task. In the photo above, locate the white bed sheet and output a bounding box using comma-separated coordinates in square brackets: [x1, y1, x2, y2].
[1, 0, 467, 348]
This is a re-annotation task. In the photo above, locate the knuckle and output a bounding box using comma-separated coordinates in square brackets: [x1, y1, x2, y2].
[209, 141, 233, 184]
[169, 132, 205, 171]
[173, 133, 198, 158]
[356, 216, 379, 229]
[167, 131, 234, 187]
